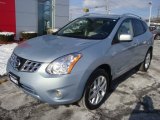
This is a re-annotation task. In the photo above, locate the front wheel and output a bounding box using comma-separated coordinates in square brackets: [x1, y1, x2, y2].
[139, 50, 152, 72]
[79, 69, 109, 110]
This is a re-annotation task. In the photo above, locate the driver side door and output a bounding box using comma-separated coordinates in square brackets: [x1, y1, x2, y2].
[109, 19, 137, 78]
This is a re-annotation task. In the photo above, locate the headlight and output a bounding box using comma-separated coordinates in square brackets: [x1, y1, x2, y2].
[46, 53, 82, 75]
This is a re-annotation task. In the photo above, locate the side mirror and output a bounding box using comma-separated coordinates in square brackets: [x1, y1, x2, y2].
[52, 29, 59, 33]
[52, 29, 59, 35]
[119, 34, 133, 41]
[47, 28, 59, 35]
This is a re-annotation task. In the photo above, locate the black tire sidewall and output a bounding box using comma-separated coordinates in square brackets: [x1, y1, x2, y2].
[83, 69, 109, 110]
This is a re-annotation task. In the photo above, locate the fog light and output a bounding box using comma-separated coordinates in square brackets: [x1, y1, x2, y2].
[55, 90, 62, 98]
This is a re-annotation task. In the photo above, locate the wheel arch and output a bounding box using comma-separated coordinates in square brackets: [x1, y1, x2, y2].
[85, 64, 112, 91]
[96, 64, 112, 81]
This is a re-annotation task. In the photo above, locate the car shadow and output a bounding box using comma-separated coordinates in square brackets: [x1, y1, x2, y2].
[99, 66, 140, 110]
[75, 66, 140, 108]
[128, 95, 160, 120]
[103, 66, 160, 119]
[109, 66, 139, 94]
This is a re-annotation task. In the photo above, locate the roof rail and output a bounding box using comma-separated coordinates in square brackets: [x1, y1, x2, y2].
[122, 13, 142, 19]
[83, 13, 107, 17]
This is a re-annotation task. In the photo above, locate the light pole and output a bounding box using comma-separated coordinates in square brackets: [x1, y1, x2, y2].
[148, 1, 152, 26]
[106, 0, 109, 14]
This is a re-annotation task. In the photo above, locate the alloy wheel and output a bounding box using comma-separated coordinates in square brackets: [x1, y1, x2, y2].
[88, 76, 107, 105]
[145, 52, 151, 69]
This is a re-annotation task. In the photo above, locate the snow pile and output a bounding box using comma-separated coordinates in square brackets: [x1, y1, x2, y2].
[0, 43, 17, 76]
[22, 31, 37, 34]
[0, 32, 15, 36]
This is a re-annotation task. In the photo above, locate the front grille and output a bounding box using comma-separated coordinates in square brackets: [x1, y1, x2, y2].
[10, 53, 41, 72]
[21, 60, 41, 72]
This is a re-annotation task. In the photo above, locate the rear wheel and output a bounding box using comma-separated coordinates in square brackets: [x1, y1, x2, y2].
[139, 50, 152, 72]
[79, 69, 109, 110]
[154, 34, 160, 40]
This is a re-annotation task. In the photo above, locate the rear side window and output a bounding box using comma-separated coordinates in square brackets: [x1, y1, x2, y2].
[132, 19, 145, 37]
[142, 21, 148, 31]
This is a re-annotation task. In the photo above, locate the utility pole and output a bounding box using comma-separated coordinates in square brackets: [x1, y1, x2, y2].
[157, 7, 160, 18]
[148, 1, 152, 26]
[106, 0, 109, 14]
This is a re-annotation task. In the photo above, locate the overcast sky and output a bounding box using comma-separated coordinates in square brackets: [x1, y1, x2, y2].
[70, 0, 160, 20]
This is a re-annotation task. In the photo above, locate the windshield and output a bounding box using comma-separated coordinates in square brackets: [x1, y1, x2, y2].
[57, 18, 118, 40]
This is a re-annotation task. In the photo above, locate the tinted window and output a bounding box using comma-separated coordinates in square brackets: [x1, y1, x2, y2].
[132, 19, 145, 36]
[141, 21, 148, 32]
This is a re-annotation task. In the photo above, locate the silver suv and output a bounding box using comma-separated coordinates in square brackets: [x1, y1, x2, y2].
[7, 14, 153, 110]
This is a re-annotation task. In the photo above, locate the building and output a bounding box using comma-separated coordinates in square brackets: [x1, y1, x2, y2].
[0, 0, 69, 39]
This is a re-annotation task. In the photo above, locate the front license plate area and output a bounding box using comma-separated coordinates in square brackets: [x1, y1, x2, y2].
[9, 72, 20, 86]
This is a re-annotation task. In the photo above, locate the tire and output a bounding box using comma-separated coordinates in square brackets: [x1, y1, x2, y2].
[154, 34, 160, 40]
[79, 69, 109, 110]
[139, 50, 152, 72]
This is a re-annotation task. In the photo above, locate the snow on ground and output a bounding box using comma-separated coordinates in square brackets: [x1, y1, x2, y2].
[0, 44, 17, 76]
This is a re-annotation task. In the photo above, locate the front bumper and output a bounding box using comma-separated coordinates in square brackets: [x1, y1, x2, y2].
[6, 61, 85, 105]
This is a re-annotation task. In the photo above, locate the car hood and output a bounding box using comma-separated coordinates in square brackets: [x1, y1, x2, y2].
[14, 35, 99, 62]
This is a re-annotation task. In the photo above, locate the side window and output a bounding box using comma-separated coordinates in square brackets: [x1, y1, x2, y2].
[132, 19, 145, 37]
[114, 19, 133, 42]
[141, 21, 148, 32]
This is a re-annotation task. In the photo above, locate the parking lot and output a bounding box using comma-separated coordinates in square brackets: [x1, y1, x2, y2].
[0, 40, 160, 120]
